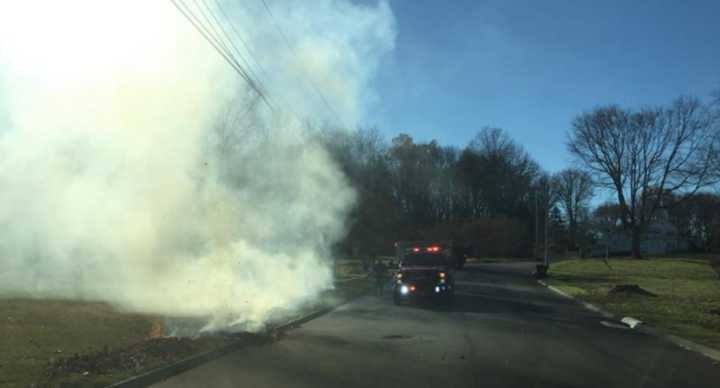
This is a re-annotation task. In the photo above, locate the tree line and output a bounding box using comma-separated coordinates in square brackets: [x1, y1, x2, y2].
[312, 92, 720, 259]
[315, 126, 570, 257]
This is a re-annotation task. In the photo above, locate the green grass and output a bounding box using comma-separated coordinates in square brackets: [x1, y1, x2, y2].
[546, 257, 720, 348]
[335, 261, 365, 278]
[0, 279, 370, 388]
[335, 257, 397, 278]
[0, 298, 157, 388]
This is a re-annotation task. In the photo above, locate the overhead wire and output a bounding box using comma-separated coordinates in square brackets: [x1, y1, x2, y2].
[192, 0, 272, 109]
[191, 0, 234, 60]
[174, 0, 250, 83]
[172, 0, 339, 129]
[212, 0, 273, 87]
[258, 0, 350, 129]
[170, 0, 274, 110]
[205, 0, 308, 126]
[196, 0, 266, 94]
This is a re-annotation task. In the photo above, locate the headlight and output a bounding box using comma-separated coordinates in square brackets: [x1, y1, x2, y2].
[400, 285, 409, 295]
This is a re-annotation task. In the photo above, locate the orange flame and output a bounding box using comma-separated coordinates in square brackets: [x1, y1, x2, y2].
[149, 319, 164, 338]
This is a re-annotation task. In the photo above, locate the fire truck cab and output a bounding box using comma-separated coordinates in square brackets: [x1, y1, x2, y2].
[393, 241, 455, 306]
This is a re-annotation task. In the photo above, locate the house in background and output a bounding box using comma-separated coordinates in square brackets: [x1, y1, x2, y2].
[590, 220, 688, 257]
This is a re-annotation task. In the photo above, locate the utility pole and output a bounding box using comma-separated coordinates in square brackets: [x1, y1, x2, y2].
[534, 191, 539, 259]
[533, 188, 550, 278]
[544, 200, 549, 267]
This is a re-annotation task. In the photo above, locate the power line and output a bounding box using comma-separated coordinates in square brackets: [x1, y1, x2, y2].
[170, 0, 274, 110]
[207, 0, 310, 127]
[258, 0, 349, 129]
[197, 0, 267, 94]
[172, 0, 324, 129]
[212, 0, 273, 87]
[175, 0, 251, 83]
[192, 0, 235, 62]
[191, 0, 271, 108]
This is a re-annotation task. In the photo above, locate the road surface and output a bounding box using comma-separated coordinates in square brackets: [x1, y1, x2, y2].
[154, 262, 720, 388]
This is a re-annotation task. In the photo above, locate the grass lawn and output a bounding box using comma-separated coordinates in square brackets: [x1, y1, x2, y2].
[546, 257, 720, 349]
[0, 298, 157, 388]
[335, 260, 366, 278]
[0, 277, 370, 388]
[335, 257, 397, 278]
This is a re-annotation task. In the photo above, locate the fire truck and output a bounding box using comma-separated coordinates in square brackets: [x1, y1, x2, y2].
[392, 241, 457, 306]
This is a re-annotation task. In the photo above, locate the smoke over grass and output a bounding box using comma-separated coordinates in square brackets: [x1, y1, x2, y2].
[0, 1, 395, 331]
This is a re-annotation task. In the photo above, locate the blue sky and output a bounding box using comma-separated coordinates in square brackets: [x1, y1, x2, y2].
[369, 0, 720, 174]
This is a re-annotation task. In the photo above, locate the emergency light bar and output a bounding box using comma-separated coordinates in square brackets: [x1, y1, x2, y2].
[408, 245, 442, 253]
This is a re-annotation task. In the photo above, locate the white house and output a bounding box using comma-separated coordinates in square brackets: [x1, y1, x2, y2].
[590, 220, 687, 256]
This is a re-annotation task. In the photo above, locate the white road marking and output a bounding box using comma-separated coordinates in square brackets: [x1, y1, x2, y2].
[601, 321, 630, 330]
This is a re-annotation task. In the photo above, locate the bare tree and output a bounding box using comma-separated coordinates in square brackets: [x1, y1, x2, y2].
[668, 192, 720, 251]
[461, 127, 539, 218]
[211, 90, 265, 159]
[568, 97, 719, 258]
[591, 201, 623, 237]
[552, 168, 593, 250]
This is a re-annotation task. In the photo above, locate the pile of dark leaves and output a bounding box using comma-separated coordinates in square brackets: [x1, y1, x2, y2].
[42, 333, 267, 382]
[607, 284, 657, 297]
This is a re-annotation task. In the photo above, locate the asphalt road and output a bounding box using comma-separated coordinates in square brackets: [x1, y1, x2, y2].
[154, 262, 720, 388]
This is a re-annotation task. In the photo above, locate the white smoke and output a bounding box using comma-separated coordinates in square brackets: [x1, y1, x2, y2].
[0, 0, 395, 331]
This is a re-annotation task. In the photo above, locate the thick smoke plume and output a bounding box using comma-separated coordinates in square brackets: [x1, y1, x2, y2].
[0, 1, 394, 331]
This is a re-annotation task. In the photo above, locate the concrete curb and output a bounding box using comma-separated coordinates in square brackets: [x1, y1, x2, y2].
[536, 279, 614, 319]
[536, 279, 720, 364]
[104, 337, 265, 388]
[106, 298, 356, 388]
